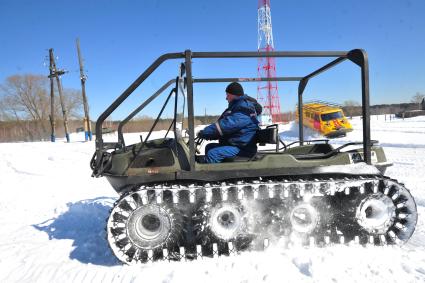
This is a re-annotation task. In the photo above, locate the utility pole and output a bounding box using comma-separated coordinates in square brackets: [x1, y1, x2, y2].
[48, 51, 56, 142]
[49, 48, 70, 142]
[76, 38, 92, 141]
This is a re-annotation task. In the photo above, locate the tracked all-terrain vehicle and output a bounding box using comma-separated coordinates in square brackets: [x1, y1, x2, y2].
[91, 49, 417, 264]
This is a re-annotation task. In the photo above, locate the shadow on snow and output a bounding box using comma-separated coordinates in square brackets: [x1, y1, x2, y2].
[33, 197, 120, 266]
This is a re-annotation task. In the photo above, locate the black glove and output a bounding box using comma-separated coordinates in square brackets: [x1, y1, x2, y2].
[196, 130, 204, 138]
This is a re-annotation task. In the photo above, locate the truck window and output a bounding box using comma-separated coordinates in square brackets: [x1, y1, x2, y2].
[321, 111, 343, 121]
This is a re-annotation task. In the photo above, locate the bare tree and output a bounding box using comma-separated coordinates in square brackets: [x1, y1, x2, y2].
[61, 88, 84, 119]
[411, 92, 425, 103]
[0, 74, 84, 141]
[342, 100, 361, 117]
[0, 74, 50, 139]
[342, 100, 360, 107]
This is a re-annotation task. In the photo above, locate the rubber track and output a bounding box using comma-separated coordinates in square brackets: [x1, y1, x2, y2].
[105, 175, 417, 264]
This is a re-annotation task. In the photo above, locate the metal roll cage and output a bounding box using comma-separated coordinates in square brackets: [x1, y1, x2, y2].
[94, 49, 371, 172]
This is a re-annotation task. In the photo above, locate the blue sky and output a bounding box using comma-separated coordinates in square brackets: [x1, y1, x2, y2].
[0, 0, 424, 120]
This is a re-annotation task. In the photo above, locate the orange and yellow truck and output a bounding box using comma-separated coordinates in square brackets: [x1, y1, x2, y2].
[296, 101, 353, 137]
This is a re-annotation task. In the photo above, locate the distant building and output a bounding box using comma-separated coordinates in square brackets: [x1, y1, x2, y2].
[396, 98, 425, 118]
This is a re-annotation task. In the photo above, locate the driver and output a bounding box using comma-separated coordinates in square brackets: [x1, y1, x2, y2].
[197, 82, 260, 163]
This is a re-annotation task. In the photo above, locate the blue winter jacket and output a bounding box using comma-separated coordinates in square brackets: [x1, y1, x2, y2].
[200, 95, 260, 153]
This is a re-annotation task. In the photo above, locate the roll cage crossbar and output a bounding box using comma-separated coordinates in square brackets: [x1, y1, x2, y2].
[94, 49, 371, 174]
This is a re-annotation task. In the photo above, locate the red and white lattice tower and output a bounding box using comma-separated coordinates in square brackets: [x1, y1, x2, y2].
[257, 0, 282, 124]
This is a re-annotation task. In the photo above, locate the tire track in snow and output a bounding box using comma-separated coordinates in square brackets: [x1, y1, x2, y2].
[5, 160, 43, 176]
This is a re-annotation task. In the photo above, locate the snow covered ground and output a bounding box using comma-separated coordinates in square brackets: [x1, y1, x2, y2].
[0, 115, 424, 283]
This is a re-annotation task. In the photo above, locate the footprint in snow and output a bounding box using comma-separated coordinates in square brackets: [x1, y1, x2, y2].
[292, 257, 312, 277]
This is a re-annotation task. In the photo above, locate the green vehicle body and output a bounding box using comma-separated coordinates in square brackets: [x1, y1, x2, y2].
[104, 136, 391, 195]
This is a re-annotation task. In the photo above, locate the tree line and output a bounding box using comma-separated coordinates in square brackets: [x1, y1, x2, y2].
[342, 92, 425, 117]
[1, 74, 424, 142]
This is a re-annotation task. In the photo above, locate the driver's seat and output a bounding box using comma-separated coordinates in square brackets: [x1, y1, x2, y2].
[256, 124, 279, 146]
[222, 124, 279, 162]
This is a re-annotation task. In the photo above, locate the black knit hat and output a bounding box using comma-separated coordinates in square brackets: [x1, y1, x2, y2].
[225, 82, 244, 96]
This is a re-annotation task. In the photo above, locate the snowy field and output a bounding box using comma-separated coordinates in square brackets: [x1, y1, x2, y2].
[0, 115, 424, 283]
